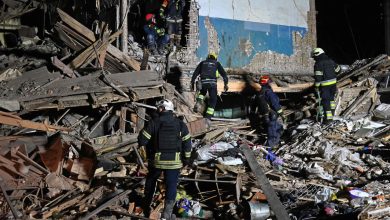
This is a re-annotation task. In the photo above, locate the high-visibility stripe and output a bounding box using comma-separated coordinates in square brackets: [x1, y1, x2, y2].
[277, 109, 283, 114]
[330, 101, 336, 109]
[185, 152, 191, 158]
[315, 71, 323, 76]
[326, 111, 333, 120]
[182, 134, 191, 141]
[216, 70, 220, 78]
[320, 78, 337, 86]
[335, 65, 341, 72]
[155, 164, 183, 169]
[315, 83, 321, 87]
[142, 130, 151, 139]
[206, 107, 214, 115]
[154, 152, 183, 169]
[197, 94, 204, 100]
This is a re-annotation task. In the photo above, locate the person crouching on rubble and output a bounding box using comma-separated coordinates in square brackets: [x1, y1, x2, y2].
[138, 99, 192, 220]
[144, 13, 170, 55]
[311, 48, 341, 124]
[254, 76, 284, 149]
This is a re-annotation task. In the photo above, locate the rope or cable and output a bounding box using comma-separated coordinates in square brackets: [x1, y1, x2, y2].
[344, 5, 360, 59]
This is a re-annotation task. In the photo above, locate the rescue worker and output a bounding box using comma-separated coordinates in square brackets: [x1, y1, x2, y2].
[190, 52, 229, 120]
[255, 76, 283, 148]
[138, 99, 191, 220]
[312, 48, 341, 124]
[144, 13, 170, 55]
[164, 0, 185, 47]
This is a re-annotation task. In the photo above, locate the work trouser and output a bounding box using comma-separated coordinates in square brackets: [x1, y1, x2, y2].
[167, 18, 182, 38]
[320, 84, 337, 121]
[196, 82, 217, 119]
[144, 166, 180, 208]
[143, 25, 170, 51]
[264, 111, 283, 148]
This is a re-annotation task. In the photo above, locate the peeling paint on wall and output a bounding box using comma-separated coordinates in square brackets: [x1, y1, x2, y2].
[195, 0, 315, 74]
[204, 16, 220, 56]
[246, 31, 314, 74]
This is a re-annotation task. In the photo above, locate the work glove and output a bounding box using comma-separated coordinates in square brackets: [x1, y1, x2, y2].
[183, 158, 191, 167]
[224, 84, 229, 92]
[156, 28, 165, 36]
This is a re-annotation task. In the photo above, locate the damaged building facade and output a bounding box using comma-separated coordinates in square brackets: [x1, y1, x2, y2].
[194, 0, 316, 74]
[0, 0, 390, 220]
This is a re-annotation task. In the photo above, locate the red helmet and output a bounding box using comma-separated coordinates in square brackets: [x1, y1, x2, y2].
[145, 13, 154, 21]
[259, 75, 270, 85]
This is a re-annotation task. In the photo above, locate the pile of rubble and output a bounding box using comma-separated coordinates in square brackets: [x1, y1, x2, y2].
[1, 1, 390, 220]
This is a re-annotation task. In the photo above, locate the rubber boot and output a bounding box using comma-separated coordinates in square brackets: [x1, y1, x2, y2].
[141, 197, 152, 218]
[193, 101, 202, 113]
[162, 200, 176, 220]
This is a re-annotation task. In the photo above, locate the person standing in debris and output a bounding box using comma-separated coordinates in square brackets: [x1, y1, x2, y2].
[144, 13, 170, 55]
[163, 0, 185, 47]
[255, 76, 283, 148]
[191, 53, 229, 121]
[138, 99, 192, 219]
[311, 48, 341, 124]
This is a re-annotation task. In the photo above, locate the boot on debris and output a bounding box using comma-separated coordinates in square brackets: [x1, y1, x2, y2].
[193, 101, 201, 113]
[162, 200, 176, 220]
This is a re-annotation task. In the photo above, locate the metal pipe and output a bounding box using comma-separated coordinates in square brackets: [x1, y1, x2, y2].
[120, 0, 129, 53]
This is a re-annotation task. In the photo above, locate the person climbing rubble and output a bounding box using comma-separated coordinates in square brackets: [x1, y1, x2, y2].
[311, 48, 341, 124]
[190, 52, 229, 123]
[254, 76, 284, 149]
[143, 13, 170, 55]
[138, 99, 192, 220]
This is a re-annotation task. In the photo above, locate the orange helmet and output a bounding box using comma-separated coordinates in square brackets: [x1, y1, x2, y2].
[259, 75, 270, 85]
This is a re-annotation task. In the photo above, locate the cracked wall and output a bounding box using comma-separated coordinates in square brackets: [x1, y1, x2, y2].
[195, 0, 315, 74]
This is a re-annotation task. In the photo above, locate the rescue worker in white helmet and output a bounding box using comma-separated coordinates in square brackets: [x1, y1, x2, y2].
[312, 48, 341, 124]
[138, 99, 192, 220]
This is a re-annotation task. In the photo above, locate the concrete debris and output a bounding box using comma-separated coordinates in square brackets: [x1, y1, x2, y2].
[0, 1, 389, 220]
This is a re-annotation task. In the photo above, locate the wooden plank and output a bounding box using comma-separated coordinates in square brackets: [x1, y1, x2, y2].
[55, 23, 129, 73]
[51, 56, 76, 78]
[0, 111, 71, 132]
[216, 80, 312, 93]
[68, 30, 122, 69]
[4, 70, 162, 102]
[240, 144, 290, 220]
[57, 8, 140, 71]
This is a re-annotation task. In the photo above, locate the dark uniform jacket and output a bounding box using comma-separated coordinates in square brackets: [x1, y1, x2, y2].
[314, 54, 341, 88]
[191, 58, 228, 85]
[255, 85, 282, 117]
[138, 111, 191, 169]
[166, 0, 185, 20]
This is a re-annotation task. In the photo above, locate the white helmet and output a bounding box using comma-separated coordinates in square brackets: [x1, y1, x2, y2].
[311, 48, 324, 57]
[156, 99, 174, 111]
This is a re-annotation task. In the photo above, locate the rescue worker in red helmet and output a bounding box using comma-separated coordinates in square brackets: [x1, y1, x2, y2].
[254, 76, 283, 148]
[190, 52, 229, 121]
[144, 13, 170, 55]
[311, 48, 341, 124]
